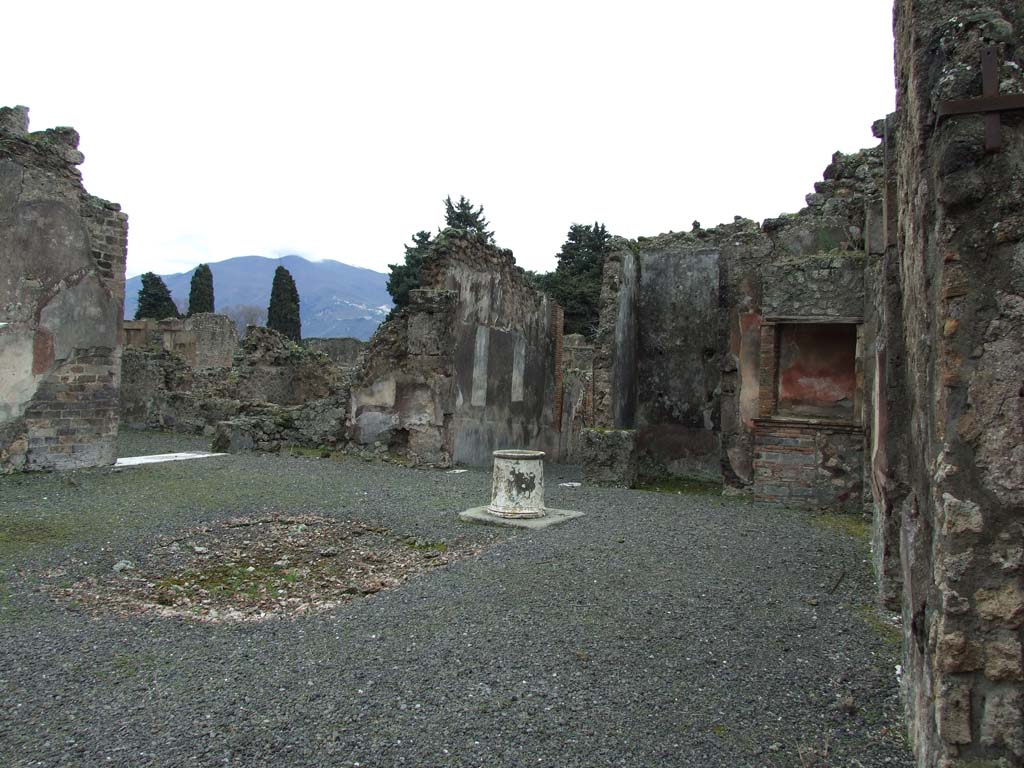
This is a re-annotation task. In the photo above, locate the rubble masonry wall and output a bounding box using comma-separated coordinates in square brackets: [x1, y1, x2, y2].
[0, 106, 127, 472]
[888, 2, 1024, 764]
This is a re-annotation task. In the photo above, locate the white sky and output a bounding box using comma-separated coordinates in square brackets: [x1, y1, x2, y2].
[7, 1, 896, 279]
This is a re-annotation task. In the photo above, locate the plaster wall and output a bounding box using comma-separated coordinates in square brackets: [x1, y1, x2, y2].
[633, 243, 721, 479]
[350, 233, 558, 467]
[0, 107, 127, 472]
[776, 323, 857, 419]
[436, 240, 558, 465]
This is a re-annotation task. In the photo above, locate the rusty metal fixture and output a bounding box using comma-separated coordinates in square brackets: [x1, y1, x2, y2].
[936, 46, 1024, 153]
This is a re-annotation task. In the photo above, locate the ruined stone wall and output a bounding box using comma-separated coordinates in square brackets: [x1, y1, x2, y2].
[187, 314, 237, 368]
[761, 253, 867, 320]
[120, 326, 344, 438]
[557, 334, 594, 463]
[0, 106, 127, 472]
[752, 421, 864, 513]
[591, 145, 880, 490]
[349, 288, 457, 464]
[634, 237, 721, 480]
[885, 3, 1024, 763]
[119, 350, 243, 433]
[592, 240, 632, 428]
[350, 231, 559, 467]
[123, 314, 237, 369]
[212, 395, 349, 455]
[303, 337, 366, 369]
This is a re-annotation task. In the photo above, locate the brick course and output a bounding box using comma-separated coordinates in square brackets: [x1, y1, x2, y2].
[752, 419, 864, 512]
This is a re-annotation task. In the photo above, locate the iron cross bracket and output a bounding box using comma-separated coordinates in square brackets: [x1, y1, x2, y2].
[935, 46, 1024, 152]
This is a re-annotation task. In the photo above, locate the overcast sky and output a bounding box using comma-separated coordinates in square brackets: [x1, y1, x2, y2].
[8, 1, 896, 279]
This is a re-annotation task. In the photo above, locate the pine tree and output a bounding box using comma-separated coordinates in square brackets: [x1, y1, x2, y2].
[187, 263, 215, 316]
[535, 222, 610, 337]
[134, 272, 181, 320]
[386, 230, 433, 307]
[266, 265, 301, 341]
[443, 195, 494, 243]
[385, 196, 494, 309]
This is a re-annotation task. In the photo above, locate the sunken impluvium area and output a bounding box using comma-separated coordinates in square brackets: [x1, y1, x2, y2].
[53, 513, 470, 623]
[2, 1, 1024, 764]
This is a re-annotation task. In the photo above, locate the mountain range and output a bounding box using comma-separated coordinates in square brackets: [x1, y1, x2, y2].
[124, 255, 392, 340]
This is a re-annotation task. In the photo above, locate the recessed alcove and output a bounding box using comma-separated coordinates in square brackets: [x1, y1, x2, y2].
[775, 323, 857, 421]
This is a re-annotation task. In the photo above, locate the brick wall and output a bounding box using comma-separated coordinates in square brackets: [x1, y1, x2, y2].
[757, 324, 778, 417]
[753, 420, 864, 512]
[22, 349, 121, 470]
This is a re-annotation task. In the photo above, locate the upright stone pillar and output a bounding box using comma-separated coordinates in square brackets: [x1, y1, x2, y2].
[890, 3, 1024, 764]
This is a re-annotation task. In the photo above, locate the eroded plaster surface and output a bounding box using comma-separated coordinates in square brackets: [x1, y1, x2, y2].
[0, 106, 127, 472]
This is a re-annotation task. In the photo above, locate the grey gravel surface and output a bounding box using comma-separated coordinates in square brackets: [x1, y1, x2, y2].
[0, 431, 912, 767]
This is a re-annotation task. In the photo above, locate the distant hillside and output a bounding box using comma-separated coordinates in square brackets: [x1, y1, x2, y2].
[125, 255, 392, 340]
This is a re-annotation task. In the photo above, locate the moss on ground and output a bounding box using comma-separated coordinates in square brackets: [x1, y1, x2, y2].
[405, 538, 447, 553]
[0, 518, 73, 557]
[154, 560, 287, 606]
[811, 513, 870, 542]
[855, 603, 902, 650]
[636, 477, 724, 496]
[286, 446, 332, 459]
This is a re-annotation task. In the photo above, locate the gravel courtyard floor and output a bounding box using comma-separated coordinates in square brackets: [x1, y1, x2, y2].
[0, 431, 912, 767]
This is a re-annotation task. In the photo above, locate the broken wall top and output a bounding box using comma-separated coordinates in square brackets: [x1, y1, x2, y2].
[0, 106, 123, 212]
[419, 229, 552, 333]
[606, 137, 884, 329]
[1, 104, 128, 321]
[622, 139, 884, 266]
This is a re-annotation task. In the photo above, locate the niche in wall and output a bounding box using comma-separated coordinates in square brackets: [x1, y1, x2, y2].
[774, 323, 857, 421]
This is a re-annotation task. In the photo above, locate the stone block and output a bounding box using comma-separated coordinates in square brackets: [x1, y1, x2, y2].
[985, 637, 1024, 682]
[580, 428, 637, 488]
[980, 689, 1024, 757]
[976, 583, 1024, 629]
[936, 679, 973, 745]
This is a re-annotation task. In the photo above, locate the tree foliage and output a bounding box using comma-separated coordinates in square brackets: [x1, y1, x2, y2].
[187, 263, 215, 316]
[534, 223, 611, 338]
[135, 272, 181, 320]
[443, 195, 493, 243]
[267, 265, 301, 341]
[386, 230, 433, 307]
[386, 196, 497, 308]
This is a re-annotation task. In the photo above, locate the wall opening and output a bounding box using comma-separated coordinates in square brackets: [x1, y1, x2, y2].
[774, 323, 857, 421]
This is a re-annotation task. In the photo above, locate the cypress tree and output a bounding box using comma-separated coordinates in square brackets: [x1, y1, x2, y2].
[135, 272, 181, 320]
[267, 265, 301, 341]
[386, 230, 433, 307]
[187, 263, 215, 316]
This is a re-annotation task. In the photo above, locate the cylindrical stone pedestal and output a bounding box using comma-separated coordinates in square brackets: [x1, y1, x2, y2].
[488, 449, 546, 518]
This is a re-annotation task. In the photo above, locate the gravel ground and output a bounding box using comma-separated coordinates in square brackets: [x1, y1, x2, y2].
[0, 431, 912, 767]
